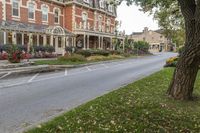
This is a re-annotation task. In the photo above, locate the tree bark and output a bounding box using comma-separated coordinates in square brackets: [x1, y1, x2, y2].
[167, 0, 200, 100]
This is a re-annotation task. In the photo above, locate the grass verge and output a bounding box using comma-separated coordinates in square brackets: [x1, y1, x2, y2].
[26, 68, 200, 132]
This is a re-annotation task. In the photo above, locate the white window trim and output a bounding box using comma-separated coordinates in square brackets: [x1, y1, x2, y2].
[27, 1, 36, 21]
[12, 0, 21, 18]
[82, 12, 88, 29]
[41, 4, 49, 23]
[98, 15, 102, 32]
[99, 0, 104, 8]
[53, 8, 61, 24]
[83, 0, 90, 4]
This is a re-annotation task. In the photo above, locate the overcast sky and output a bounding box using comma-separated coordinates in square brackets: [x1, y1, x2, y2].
[117, 2, 159, 35]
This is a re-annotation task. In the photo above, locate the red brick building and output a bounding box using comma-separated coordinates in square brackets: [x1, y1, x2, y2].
[0, 0, 124, 54]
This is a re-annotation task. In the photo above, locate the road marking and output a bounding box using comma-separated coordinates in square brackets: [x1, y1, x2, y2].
[0, 72, 11, 79]
[28, 73, 39, 83]
[86, 66, 92, 71]
[65, 69, 68, 76]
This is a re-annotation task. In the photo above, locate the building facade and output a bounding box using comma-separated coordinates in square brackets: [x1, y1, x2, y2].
[0, 0, 125, 54]
[129, 27, 175, 53]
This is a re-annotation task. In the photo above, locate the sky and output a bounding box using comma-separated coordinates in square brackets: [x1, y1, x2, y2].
[117, 2, 159, 35]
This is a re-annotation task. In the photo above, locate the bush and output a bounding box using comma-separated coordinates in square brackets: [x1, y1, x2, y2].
[134, 41, 149, 53]
[76, 50, 110, 57]
[94, 50, 110, 56]
[17, 45, 27, 52]
[45, 46, 55, 53]
[76, 50, 92, 57]
[87, 55, 108, 61]
[65, 46, 77, 54]
[109, 50, 123, 55]
[58, 54, 86, 62]
[7, 45, 23, 63]
[164, 56, 179, 67]
[33, 46, 46, 52]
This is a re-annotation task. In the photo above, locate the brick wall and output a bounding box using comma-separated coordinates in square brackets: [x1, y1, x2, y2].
[5, 0, 64, 27]
[64, 6, 72, 31]
[0, 1, 3, 21]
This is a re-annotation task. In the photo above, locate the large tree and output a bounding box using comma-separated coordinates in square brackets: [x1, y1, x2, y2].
[117, 0, 199, 100]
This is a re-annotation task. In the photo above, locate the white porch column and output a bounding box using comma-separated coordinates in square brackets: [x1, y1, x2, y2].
[28, 33, 32, 52]
[3, 32, 6, 44]
[43, 35, 47, 46]
[37, 34, 39, 46]
[74, 37, 76, 47]
[62, 37, 65, 56]
[83, 34, 86, 50]
[87, 35, 89, 49]
[22, 33, 24, 45]
[101, 36, 103, 49]
[98, 36, 101, 49]
[110, 37, 112, 50]
[66, 36, 69, 47]
[12, 32, 16, 44]
[50, 35, 53, 46]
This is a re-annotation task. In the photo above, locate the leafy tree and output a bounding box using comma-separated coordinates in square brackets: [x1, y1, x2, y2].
[134, 41, 149, 52]
[119, 0, 200, 100]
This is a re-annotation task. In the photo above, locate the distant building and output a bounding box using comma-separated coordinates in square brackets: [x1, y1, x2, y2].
[129, 27, 175, 53]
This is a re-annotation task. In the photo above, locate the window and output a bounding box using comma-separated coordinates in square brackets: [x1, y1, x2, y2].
[83, 0, 89, 3]
[82, 12, 88, 29]
[54, 9, 59, 24]
[28, 2, 35, 19]
[106, 19, 111, 32]
[99, 0, 104, 8]
[108, 5, 113, 12]
[12, 0, 19, 17]
[42, 5, 48, 22]
[98, 15, 102, 31]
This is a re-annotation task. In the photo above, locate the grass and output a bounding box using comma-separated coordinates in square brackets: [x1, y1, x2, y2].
[26, 68, 200, 132]
[34, 60, 86, 65]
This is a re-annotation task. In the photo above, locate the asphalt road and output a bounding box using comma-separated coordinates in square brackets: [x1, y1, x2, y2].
[0, 52, 177, 133]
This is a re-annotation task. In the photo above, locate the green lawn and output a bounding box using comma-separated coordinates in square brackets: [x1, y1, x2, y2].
[26, 68, 200, 133]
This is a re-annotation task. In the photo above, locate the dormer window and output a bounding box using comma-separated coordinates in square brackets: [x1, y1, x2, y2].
[108, 5, 113, 12]
[99, 0, 104, 8]
[83, 0, 89, 3]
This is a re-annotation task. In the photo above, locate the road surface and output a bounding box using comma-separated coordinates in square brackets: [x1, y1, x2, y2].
[0, 52, 176, 133]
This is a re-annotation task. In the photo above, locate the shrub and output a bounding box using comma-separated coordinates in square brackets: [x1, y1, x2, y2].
[0, 52, 8, 60]
[164, 56, 179, 67]
[76, 50, 110, 57]
[76, 50, 92, 57]
[65, 46, 77, 54]
[7, 45, 23, 63]
[17, 45, 27, 52]
[45, 46, 55, 53]
[58, 54, 86, 62]
[33, 45, 46, 52]
[94, 50, 110, 56]
[109, 50, 123, 55]
[134, 41, 149, 53]
[87, 55, 108, 61]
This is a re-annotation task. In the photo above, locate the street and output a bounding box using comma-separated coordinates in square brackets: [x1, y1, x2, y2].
[0, 52, 176, 133]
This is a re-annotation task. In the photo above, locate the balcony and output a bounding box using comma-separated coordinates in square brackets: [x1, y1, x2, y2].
[74, 22, 116, 36]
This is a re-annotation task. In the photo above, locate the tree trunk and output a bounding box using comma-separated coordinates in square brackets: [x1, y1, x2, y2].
[167, 0, 200, 100]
